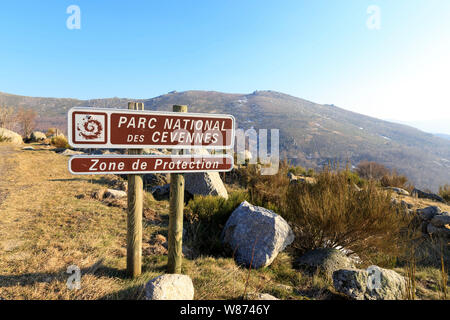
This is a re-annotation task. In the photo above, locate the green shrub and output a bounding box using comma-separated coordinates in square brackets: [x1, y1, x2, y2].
[288, 166, 306, 176]
[343, 170, 367, 188]
[305, 168, 315, 177]
[184, 191, 249, 256]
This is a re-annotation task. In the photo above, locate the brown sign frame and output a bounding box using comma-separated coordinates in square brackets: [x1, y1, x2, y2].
[67, 107, 235, 149]
[68, 154, 234, 175]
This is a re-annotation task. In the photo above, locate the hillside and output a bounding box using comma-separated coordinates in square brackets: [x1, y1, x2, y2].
[435, 133, 450, 141]
[1, 90, 450, 191]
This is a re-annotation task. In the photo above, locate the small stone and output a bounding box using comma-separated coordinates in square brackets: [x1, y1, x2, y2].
[145, 274, 194, 300]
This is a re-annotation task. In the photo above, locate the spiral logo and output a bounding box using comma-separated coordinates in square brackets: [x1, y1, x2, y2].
[77, 115, 103, 140]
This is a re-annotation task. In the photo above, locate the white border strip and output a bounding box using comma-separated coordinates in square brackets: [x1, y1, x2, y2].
[68, 154, 234, 175]
[67, 107, 236, 150]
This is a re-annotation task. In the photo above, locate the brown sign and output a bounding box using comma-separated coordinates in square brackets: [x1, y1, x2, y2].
[68, 154, 234, 175]
[68, 107, 235, 149]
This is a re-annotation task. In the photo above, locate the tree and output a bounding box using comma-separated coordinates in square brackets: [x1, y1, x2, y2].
[0, 105, 16, 130]
[16, 107, 37, 137]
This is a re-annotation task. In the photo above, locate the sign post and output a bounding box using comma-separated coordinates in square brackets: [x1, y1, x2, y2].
[127, 102, 144, 278]
[168, 105, 187, 274]
[67, 104, 235, 278]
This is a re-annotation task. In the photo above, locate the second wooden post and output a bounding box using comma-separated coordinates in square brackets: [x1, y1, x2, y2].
[167, 104, 187, 274]
[127, 102, 144, 277]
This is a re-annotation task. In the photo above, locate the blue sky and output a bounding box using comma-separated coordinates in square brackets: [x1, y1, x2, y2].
[1, 1, 449, 132]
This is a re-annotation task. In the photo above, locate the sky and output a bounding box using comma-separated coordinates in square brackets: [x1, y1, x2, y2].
[0, 0, 449, 133]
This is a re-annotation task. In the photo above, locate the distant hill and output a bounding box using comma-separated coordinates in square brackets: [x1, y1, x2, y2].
[1, 90, 450, 191]
[435, 133, 450, 141]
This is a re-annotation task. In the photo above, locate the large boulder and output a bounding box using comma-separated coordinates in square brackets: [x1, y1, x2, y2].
[332, 267, 407, 300]
[294, 248, 355, 278]
[145, 274, 194, 300]
[0, 128, 23, 144]
[385, 187, 410, 196]
[221, 201, 294, 268]
[59, 149, 84, 156]
[151, 184, 171, 200]
[427, 224, 450, 238]
[430, 213, 450, 227]
[30, 131, 46, 142]
[142, 148, 166, 155]
[184, 172, 228, 199]
[416, 206, 441, 221]
[104, 189, 127, 199]
[412, 188, 445, 203]
[144, 173, 170, 188]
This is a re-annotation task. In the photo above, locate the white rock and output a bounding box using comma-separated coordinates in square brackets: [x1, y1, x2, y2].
[0, 128, 23, 144]
[332, 267, 407, 300]
[104, 189, 127, 199]
[30, 131, 46, 142]
[185, 172, 228, 199]
[145, 274, 194, 300]
[60, 149, 84, 156]
[221, 201, 294, 268]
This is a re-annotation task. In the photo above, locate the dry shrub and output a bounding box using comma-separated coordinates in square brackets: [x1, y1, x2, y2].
[283, 168, 412, 262]
[245, 163, 412, 263]
[356, 160, 390, 180]
[51, 135, 69, 148]
[357, 160, 413, 191]
[46, 128, 57, 136]
[439, 184, 450, 203]
[247, 160, 290, 211]
[380, 169, 412, 191]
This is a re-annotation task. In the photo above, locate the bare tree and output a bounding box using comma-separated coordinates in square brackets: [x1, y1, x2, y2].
[16, 107, 37, 137]
[0, 105, 16, 130]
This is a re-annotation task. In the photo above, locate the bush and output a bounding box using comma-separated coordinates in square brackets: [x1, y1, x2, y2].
[356, 160, 412, 191]
[283, 168, 411, 262]
[51, 135, 69, 149]
[245, 163, 411, 263]
[439, 185, 450, 203]
[343, 170, 367, 188]
[380, 170, 412, 190]
[288, 166, 306, 176]
[356, 161, 390, 180]
[184, 191, 249, 256]
[46, 128, 57, 136]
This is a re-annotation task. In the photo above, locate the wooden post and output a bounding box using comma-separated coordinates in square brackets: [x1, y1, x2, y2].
[127, 102, 144, 278]
[167, 104, 187, 274]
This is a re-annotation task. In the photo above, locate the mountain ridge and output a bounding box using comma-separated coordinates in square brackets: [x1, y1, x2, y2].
[1, 90, 449, 191]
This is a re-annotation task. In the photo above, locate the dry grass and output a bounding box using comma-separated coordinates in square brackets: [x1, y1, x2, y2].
[0, 144, 309, 300]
